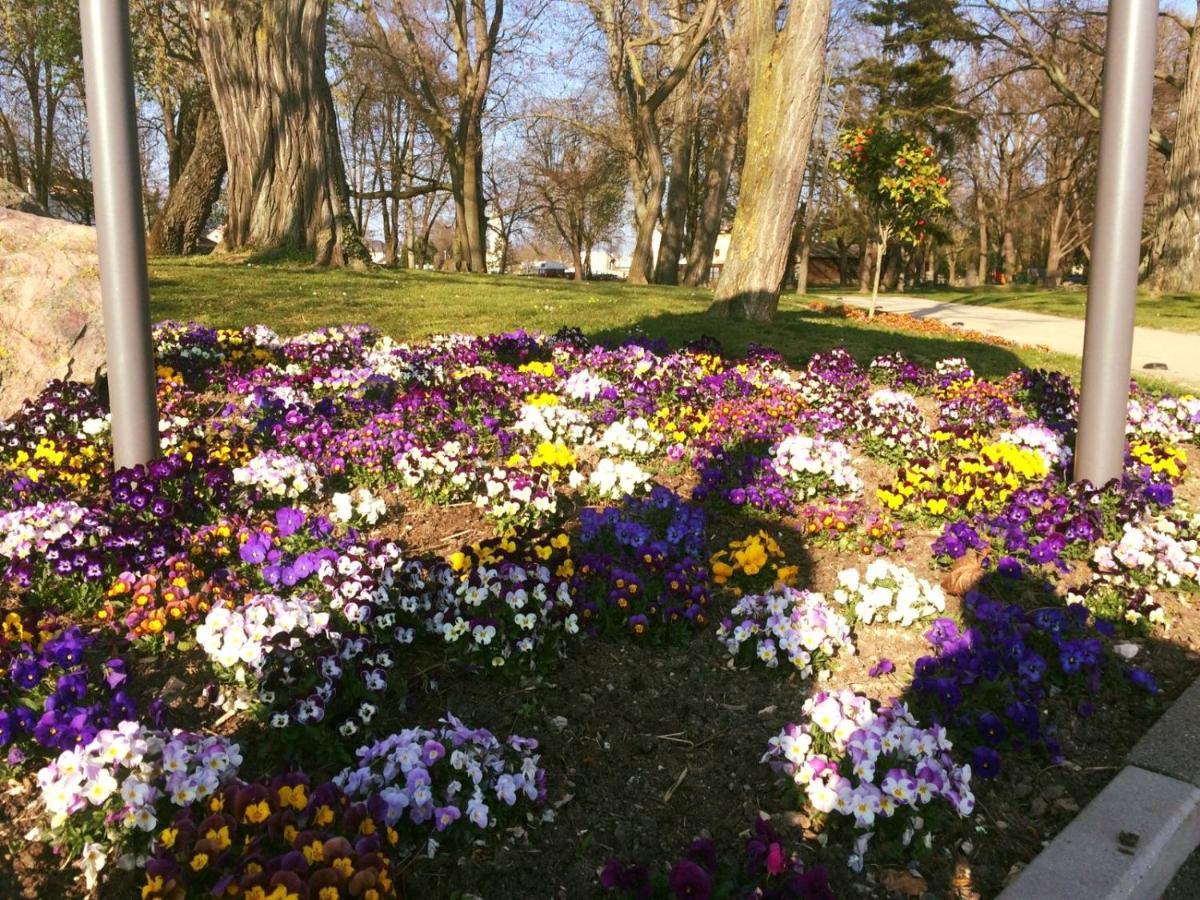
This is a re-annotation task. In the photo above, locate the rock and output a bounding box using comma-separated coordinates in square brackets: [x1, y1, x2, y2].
[0, 208, 107, 418]
[1113, 642, 1140, 660]
[0, 178, 46, 216]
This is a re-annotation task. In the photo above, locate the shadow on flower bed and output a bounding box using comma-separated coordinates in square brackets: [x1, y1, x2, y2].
[590, 307, 1035, 384]
[587, 562, 1198, 900]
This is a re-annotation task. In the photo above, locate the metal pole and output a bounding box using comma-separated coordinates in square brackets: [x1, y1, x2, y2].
[79, 0, 160, 469]
[1073, 0, 1157, 485]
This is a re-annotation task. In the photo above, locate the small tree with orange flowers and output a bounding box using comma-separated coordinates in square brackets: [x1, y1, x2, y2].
[835, 127, 950, 317]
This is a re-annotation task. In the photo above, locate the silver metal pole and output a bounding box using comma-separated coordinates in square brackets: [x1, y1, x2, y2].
[79, 0, 160, 469]
[1073, 0, 1157, 485]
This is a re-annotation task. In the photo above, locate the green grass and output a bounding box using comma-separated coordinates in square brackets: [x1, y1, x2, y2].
[148, 257, 1184, 392]
[824, 284, 1200, 334]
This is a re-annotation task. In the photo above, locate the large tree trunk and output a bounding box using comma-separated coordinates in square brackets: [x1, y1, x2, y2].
[975, 186, 988, 284]
[682, 88, 745, 286]
[654, 85, 695, 284]
[459, 128, 488, 272]
[627, 164, 665, 284]
[1044, 190, 1067, 287]
[191, 0, 368, 267]
[709, 0, 831, 321]
[1002, 227, 1017, 279]
[147, 104, 227, 256]
[1144, 24, 1200, 292]
[858, 241, 873, 291]
[795, 233, 811, 295]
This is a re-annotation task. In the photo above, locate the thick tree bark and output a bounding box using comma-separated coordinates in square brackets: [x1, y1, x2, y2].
[795, 235, 811, 295]
[459, 130, 488, 272]
[682, 34, 748, 289]
[1044, 190, 1067, 287]
[681, 106, 742, 286]
[147, 104, 227, 256]
[626, 115, 667, 285]
[709, 0, 831, 321]
[869, 230, 889, 318]
[654, 83, 695, 284]
[1144, 24, 1200, 292]
[190, 0, 368, 266]
[858, 241, 873, 292]
[975, 186, 988, 285]
[1002, 228, 1017, 279]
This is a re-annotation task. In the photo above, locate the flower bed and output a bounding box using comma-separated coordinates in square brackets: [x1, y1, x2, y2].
[1, 321, 1198, 898]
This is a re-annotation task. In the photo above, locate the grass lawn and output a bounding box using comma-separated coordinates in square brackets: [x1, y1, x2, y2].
[822, 283, 1200, 334]
[149, 257, 1183, 391]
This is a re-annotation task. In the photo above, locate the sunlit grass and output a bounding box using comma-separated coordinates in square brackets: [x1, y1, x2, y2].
[148, 257, 1184, 392]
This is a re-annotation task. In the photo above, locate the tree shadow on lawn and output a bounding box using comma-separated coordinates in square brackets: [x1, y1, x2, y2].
[588, 307, 1033, 384]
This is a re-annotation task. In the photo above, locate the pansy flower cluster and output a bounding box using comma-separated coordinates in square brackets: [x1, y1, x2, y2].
[771, 433, 863, 500]
[878, 437, 1049, 519]
[573, 487, 710, 637]
[143, 775, 396, 899]
[104, 554, 246, 643]
[718, 586, 854, 676]
[1, 620, 136, 754]
[911, 586, 1159, 779]
[867, 352, 933, 392]
[434, 530, 577, 666]
[600, 817, 834, 899]
[832, 561, 946, 627]
[196, 593, 330, 674]
[763, 690, 974, 871]
[860, 389, 934, 463]
[709, 530, 799, 596]
[233, 450, 323, 503]
[334, 714, 545, 847]
[1068, 577, 1167, 633]
[796, 499, 905, 556]
[34, 721, 242, 884]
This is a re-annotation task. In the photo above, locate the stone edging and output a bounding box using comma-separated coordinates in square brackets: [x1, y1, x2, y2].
[998, 677, 1200, 899]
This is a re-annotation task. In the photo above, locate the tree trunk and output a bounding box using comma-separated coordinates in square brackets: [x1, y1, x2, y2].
[975, 187, 988, 284]
[883, 243, 902, 291]
[190, 0, 368, 267]
[836, 236, 848, 286]
[147, 105, 227, 256]
[869, 231, 888, 318]
[1144, 24, 1200, 292]
[572, 243, 585, 281]
[654, 85, 695, 284]
[1002, 227, 1016, 279]
[1044, 190, 1067, 287]
[627, 148, 665, 284]
[859, 241, 873, 292]
[460, 128, 488, 272]
[795, 235, 811, 295]
[682, 92, 745, 286]
[709, 0, 831, 321]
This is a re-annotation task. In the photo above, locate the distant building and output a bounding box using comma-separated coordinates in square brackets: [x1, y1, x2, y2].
[522, 259, 568, 277]
[705, 233, 859, 286]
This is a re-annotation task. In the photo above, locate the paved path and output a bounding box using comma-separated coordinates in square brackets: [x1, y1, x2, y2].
[837, 294, 1200, 390]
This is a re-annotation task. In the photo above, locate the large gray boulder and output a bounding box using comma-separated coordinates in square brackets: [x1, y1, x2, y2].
[0, 208, 107, 419]
[0, 177, 46, 215]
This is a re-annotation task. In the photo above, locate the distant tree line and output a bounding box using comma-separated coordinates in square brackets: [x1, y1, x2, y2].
[2, 0, 1199, 321]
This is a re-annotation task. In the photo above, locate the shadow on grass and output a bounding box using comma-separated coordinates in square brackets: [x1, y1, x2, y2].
[589, 307, 1032, 383]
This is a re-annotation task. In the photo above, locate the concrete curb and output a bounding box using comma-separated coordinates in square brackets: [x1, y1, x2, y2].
[999, 677, 1200, 900]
